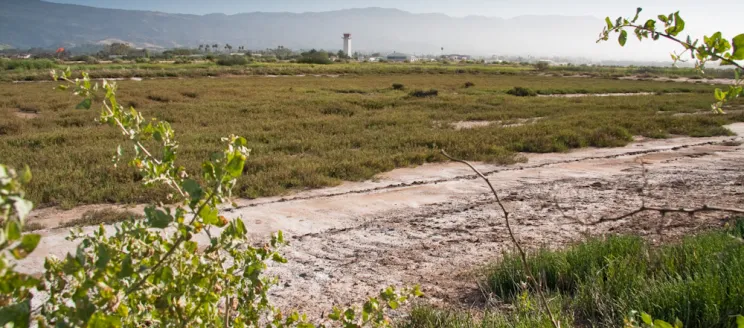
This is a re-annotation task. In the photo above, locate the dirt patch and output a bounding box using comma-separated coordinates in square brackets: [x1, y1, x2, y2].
[539, 92, 656, 98]
[451, 117, 543, 130]
[451, 121, 493, 130]
[16, 123, 744, 317]
[620, 76, 736, 85]
[14, 111, 39, 119]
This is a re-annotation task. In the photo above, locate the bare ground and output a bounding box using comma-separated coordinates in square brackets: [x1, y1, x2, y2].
[17, 123, 744, 318]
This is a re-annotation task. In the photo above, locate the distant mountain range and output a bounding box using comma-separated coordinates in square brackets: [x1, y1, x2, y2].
[1, 0, 627, 58]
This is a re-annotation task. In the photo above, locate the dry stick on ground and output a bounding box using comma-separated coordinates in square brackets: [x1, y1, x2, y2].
[440, 150, 560, 328]
[554, 160, 744, 226]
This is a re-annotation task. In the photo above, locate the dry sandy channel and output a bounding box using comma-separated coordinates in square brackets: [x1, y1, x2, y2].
[16, 123, 744, 318]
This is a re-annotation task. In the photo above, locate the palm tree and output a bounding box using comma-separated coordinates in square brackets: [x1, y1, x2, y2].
[212, 44, 218, 51]
[224, 44, 232, 53]
[198, 45, 203, 52]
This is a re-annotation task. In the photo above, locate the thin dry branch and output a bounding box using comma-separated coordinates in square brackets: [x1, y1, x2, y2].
[589, 204, 744, 226]
[441, 150, 560, 328]
[555, 160, 744, 226]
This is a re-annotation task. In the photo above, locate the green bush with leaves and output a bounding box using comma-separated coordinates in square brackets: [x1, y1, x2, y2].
[0, 165, 39, 328]
[0, 68, 420, 327]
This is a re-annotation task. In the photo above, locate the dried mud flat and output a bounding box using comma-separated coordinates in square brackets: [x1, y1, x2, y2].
[17, 123, 744, 318]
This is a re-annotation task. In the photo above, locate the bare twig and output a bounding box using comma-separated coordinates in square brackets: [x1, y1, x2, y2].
[441, 150, 560, 328]
[590, 204, 744, 226]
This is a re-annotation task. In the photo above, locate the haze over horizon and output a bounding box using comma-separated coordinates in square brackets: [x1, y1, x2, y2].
[4, 0, 742, 61]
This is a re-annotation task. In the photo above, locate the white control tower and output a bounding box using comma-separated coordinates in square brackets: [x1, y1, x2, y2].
[343, 33, 352, 57]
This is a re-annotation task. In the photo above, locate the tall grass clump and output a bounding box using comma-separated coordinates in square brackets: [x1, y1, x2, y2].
[485, 220, 744, 328]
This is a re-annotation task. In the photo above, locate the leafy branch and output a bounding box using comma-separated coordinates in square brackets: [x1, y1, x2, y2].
[598, 8, 744, 112]
[32, 68, 421, 327]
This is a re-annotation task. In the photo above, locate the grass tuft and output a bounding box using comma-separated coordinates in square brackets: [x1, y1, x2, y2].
[484, 220, 744, 328]
[506, 87, 537, 97]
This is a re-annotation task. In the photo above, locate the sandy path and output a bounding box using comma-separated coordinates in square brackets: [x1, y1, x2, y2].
[16, 123, 744, 317]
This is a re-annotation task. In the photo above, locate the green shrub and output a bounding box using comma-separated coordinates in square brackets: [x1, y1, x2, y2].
[464, 81, 475, 88]
[216, 55, 248, 66]
[133, 57, 150, 64]
[409, 89, 439, 98]
[535, 61, 550, 71]
[507, 86, 537, 97]
[392, 83, 405, 90]
[174, 57, 193, 64]
[298, 50, 333, 64]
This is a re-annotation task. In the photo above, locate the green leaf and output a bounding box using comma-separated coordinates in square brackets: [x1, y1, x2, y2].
[619, 30, 628, 47]
[736, 315, 744, 328]
[6, 220, 22, 242]
[641, 312, 653, 325]
[673, 12, 685, 34]
[605, 17, 614, 30]
[182, 179, 203, 202]
[658, 14, 668, 22]
[225, 154, 246, 179]
[644, 19, 656, 30]
[199, 205, 219, 225]
[328, 308, 341, 321]
[632, 7, 642, 23]
[732, 34, 744, 60]
[145, 207, 173, 229]
[57, 84, 69, 91]
[665, 12, 685, 36]
[272, 253, 288, 263]
[21, 165, 32, 184]
[413, 285, 424, 297]
[119, 255, 133, 278]
[11, 233, 41, 260]
[674, 318, 683, 328]
[95, 245, 111, 269]
[76, 98, 92, 110]
[715, 88, 726, 101]
[387, 300, 400, 309]
[655, 319, 674, 328]
[88, 312, 122, 328]
[0, 298, 31, 327]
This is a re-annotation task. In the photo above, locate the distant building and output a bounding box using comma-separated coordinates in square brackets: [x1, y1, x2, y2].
[386, 52, 417, 62]
[445, 54, 471, 61]
[343, 33, 352, 57]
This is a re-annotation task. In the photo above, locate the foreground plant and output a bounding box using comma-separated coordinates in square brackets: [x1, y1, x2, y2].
[0, 165, 40, 327]
[598, 8, 743, 112]
[0, 69, 422, 327]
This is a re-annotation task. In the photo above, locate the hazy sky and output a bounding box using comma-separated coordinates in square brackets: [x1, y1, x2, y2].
[46, 1, 740, 36]
[45, 0, 737, 20]
[44, 0, 740, 61]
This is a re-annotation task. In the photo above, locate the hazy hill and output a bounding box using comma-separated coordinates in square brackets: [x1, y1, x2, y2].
[1, 0, 621, 58]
